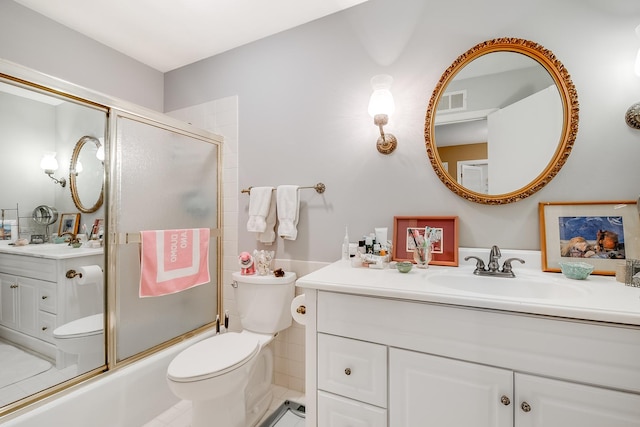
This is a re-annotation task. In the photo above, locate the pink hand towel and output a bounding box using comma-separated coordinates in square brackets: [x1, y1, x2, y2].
[139, 228, 210, 298]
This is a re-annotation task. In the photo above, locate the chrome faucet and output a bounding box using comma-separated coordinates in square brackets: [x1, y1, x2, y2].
[488, 245, 501, 272]
[464, 245, 525, 278]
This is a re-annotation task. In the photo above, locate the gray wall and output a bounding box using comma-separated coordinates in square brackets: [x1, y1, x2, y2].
[0, 0, 164, 111]
[165, 0, 640, 263]
[2, 0, 639, 264]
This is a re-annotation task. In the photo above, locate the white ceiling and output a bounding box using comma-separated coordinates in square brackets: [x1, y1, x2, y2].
[13, 0, 369, 72]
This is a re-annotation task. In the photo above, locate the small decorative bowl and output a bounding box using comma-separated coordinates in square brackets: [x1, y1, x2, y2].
[558, 261, 594, 280]
[396, 262, 413, 273]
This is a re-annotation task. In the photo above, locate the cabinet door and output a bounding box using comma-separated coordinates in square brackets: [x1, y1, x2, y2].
[515, 373, 640, 427]
[389, 348, 513, 427]
[16, 277, 39, 336]
[0, 273, 17, 327]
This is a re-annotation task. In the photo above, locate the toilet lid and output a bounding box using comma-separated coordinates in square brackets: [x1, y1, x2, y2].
[167, 332, 260, 382]
[53, 313, 103, 338]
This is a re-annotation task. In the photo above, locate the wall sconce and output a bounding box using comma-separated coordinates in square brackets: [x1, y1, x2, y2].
[626, 24, 640, 129]
[40, 152, 66, 187]
[368, 74, 397, 154]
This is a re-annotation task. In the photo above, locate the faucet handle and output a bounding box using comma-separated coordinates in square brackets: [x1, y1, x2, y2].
[464, 256, 486, 273]
[501, 258, 525, 274]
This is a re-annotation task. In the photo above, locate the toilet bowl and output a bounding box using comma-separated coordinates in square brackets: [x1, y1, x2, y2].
[167, 271, 296, 427]
[53, 313, 104, 373]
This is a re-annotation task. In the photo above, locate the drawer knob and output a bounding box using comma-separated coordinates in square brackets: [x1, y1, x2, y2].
[42, 295, 48, 300]
[521, 401, 532, 412]
[344, 368, 351, 376]
[500, 395, 511, 406]
[41, 326, 48, 331]
[10, 284, 18, 289]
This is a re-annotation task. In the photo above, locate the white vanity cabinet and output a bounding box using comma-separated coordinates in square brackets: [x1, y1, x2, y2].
[0, 250, 103, 360]
[302, 286, 640, 427]
[390, 348, 640, 427]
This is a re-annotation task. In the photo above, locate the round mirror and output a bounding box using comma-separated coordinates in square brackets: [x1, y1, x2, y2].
[69, 136, 104, 213]
[425, 38, 579, 204]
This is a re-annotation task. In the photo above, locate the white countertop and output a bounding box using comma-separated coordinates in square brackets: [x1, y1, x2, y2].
[296, 259, 640, 326]
[0, 241, 103, 260]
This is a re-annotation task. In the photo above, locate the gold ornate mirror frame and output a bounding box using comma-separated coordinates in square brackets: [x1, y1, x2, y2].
[69, 135, 104, 213]
[425, 38, 579, 204]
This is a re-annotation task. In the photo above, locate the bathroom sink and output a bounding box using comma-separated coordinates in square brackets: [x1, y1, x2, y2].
[426, 271, 588, 300]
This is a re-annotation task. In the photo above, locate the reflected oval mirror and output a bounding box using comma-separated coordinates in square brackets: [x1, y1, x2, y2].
[425, 38, 579, 204]
[69, 135, 104, 213]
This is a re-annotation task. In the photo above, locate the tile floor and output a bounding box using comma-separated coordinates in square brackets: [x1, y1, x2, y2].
[0, 358, 77, 407]
[142, 384, 305, 427]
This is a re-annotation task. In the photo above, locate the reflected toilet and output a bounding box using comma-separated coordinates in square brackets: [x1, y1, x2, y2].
[167, 271, 296, 427]
[53, 313, 104, 373]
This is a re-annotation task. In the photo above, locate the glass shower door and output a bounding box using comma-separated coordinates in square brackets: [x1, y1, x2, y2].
[109, 111, 221, 363]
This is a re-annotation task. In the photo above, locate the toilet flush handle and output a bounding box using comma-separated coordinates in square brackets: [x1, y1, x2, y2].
[231, 280, 238, 288]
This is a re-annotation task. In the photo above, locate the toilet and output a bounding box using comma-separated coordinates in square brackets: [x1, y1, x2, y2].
[53, 313, 105, 373]
[167, 271, 296, 427]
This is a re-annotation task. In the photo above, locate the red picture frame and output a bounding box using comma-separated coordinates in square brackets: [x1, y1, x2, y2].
[392, 216, 459, 266]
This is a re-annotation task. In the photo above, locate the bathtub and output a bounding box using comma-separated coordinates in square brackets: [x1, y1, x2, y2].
[2, 330, 215, 427]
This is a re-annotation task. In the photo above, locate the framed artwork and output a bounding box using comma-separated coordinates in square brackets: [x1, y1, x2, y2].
[58, 213, 81, 236]
[392, 216, 459, 266]
[539, 201, 640, 275]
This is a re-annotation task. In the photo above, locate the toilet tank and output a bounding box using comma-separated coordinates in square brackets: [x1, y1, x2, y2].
[231, 271, 296, 334]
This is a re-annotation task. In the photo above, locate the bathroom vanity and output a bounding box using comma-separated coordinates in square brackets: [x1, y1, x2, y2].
[296, 256, 640, 427]
[0, 243, 103, 363]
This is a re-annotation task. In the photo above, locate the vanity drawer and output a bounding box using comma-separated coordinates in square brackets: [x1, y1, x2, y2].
[318, 390, 387, 427]
[0, 253, 57, 282]
[318, 333, 387, 407]
[38, 310, 57, 343]
[39, 282, 57, 313]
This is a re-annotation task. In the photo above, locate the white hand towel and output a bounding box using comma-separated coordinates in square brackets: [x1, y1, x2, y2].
[246, 187, 274, 233]
[277, 185, 300, 240]
[258, 192, 277, 244]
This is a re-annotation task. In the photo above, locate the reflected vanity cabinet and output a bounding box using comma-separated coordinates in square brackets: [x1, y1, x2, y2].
[0, 252, 103, 361]
[304, 290, 640, 427]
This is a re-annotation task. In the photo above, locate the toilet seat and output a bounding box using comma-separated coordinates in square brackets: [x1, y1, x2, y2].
[53, 313, 103, 339]
[167, 332, 260, 383]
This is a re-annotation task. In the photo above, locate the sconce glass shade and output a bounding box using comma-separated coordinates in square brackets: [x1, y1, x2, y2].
[40, 152, 59, 173]
[368, 74, 395, 117]
[73, 160, 83, 175]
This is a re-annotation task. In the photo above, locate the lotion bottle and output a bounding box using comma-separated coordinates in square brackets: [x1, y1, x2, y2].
[342, 226, 350, 260]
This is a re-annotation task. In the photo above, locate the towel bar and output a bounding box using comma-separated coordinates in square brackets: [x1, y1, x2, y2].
[115, 228, 221, 244]
[240, 182, 325, 194]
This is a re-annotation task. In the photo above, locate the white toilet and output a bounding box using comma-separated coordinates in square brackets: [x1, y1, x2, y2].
[53, 313, 105, 373]
[167, 271, 296, 427]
